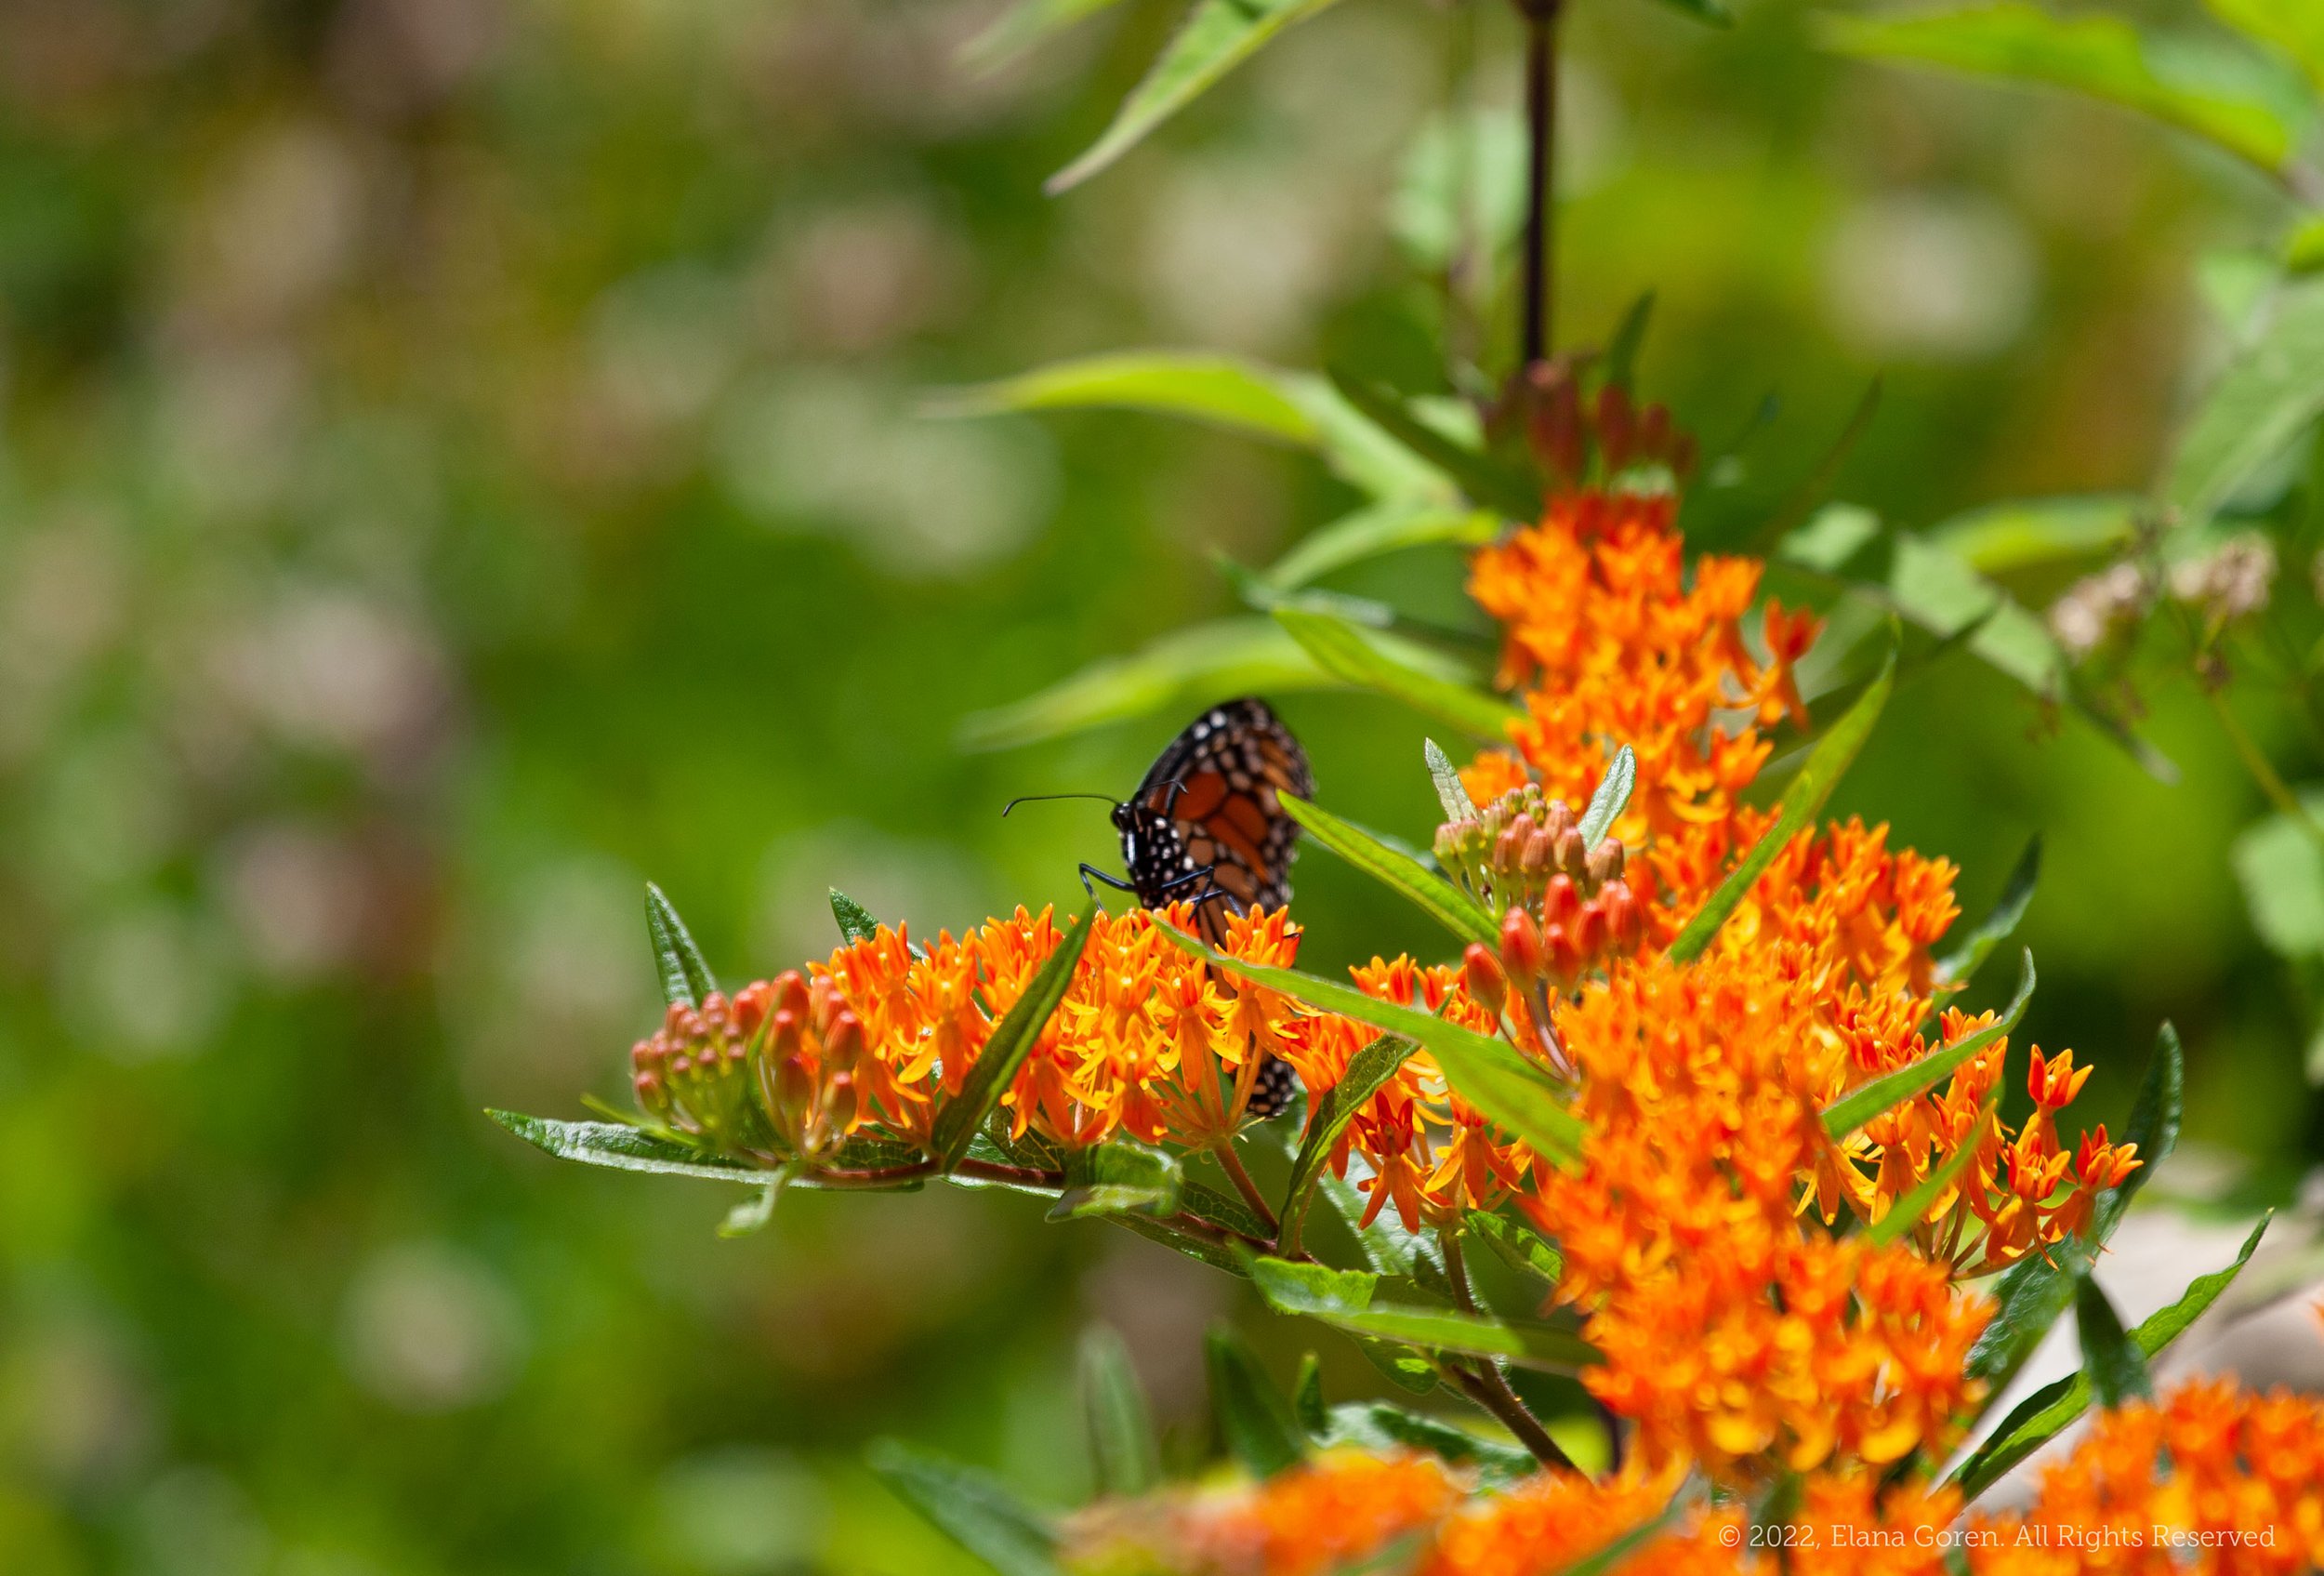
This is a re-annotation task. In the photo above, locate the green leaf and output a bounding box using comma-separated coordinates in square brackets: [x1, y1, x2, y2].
[1321, 1400, 1537, 1482]
[2095, 1022, 2182, 1242]
[1601, 293, 1656, 391]
[1576, 745, 1637, 847]
[1327, 372, 1542, 521]
[1048, 0, 1352, 192]
[1281, 1035, 1420, 1254]
[1424, 738, 1480, 825]
[960, 0, 1129, 73]
[1934, 836, 2041, 987]
[1750, 378, 1882, 552]
[1821, 4, 2297, 175]
[1319, 1172, 1450, 1296]
[2233, 796, 2324, 957]
[1112, 1213, 1254, 1276]
[1667, 641, 1895, 963]
[1293, 1352, 1327, 1437]
[2072, 1276, 2153, 1410]
[2169, 280, 2324, 522]
[1465, 1211, 1563, 1288]
[1158, 927, 1586, 1167]
[931, 900, 1100, 1170]
[1275, 609, 1520, 743]
[645, 882, 717, 1008]
[1250, 1257, 1598, 1371]
[490, 1111, 761, 1182]
[1865, 1093, 1998, 1248]
[1267, 502, 1499, 590]
[2207, 0, 2324, 98]
[1927, 496, 2139, 576]
[1951, 1214, 2269, 1500]
[1049, 1140, 1183, 1220]
[929, 351, 1321, 445]
[866, 1440, 1062, 1576]
[718, 1167, 799, 1238]
[830, 888, 882, 947]
[1822, 949, 2035, 1138]
[1179, 1176, 1273, 1241]
[958, 619, 1331, 751]
[1079, 1325, 1162, 1496]
[1279, 792, 1498, 947]
[1205, 1324, 1308, 1477]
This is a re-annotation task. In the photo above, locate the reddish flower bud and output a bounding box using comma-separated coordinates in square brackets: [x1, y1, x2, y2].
[1542, 873, 1579, 925]
[1584, 837, 1624, 889]
[1500, 908, 1547, 992]
[1462, 943, 1509, 1017]
[1596, 384, 1635, 474]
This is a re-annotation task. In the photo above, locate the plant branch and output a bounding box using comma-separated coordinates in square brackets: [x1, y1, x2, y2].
[2199, 680, 2324, 855]
[1450, 1359, 1576, 1470]
[1216, 1141, 1281, 1235]
[1517, 0, 1561, 367]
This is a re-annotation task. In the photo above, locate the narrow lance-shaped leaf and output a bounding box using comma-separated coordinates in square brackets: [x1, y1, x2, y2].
[1279, 792, 1498, 947]
[1280, 1035, 1420, 1254]
[1866, 1093, 1998, 1249]
[1206, 1324, 1308, 1478]
[1825, 949, 2035, 1138]
[1326, 371, 1543, 521]
[866, 1440, 1062, 1576]
[960, 0, 1131, 73]
[1275, 608, 1522, 743]
[1576, 745, 1636, 847]
[1079, 1326, 1162, 1496]
[1250, 1257, 1599, 1371]
[1600, 293, 1656, 391]
[1157, 925, 1586, 1166]
[929, 351, 1320, 445]
[645, 882, 718, 1007]
[2072, 1275, 2153, 1410]
[1934, 836, 2040, 988]
[1048, 0, 1352, 192]
[1049, 1140, 1183, 1221]
[830, 888, 882, 947]
[1425, 737, 1480, 824]
[1267, 503, 1498, 591]
[2094, 1021, 2182, 1242]
[931, 899, 1101, 1170]
[1820, 5, 2296, 176]
[2169, 281, 2324, 523]
[1466, 1211, 1563, 1288]
[490, 1111, 761, 1182]
[1669, 640, 1896, 963]
[1951, 1214, 2270, 1501]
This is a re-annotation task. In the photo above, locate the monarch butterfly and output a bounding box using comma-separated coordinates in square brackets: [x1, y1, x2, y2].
[1006, 697, 1314, 1117]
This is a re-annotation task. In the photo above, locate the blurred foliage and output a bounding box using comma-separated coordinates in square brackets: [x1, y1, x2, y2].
[5, 0, 2324, 1571]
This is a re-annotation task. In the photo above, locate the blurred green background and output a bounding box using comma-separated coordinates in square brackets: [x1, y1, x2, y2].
[2, 0, 2317, 1569]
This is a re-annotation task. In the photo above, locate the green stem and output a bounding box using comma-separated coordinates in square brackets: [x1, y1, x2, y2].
[1441, 1233, 1576, 1470]
[2201, 681, 2324, 854]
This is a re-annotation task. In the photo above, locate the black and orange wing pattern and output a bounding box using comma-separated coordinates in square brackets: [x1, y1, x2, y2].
[1117, 697, 1314, 942]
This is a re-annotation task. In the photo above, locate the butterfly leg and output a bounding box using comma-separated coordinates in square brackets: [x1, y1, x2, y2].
[1077, 864, 1140, 900]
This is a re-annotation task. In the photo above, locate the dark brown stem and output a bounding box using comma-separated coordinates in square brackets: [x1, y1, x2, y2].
[1215, 1142, 1281, 1235]
[1517, 0, 1561, 368]
[1440, 1232, 1576, 1470]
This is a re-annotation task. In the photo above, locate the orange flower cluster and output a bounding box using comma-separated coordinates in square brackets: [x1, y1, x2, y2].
[1285, 957, 1535, 1230]
[1465, 488, 1814, 853]
[1525, 946, 1991, 1478]
[630, 903, 1327, 1161]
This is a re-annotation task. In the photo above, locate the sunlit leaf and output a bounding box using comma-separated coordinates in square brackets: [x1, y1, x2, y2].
[2171, 279, 2324, 522]
[1424, 738, 1481, 825]
[830, 888, 882, 947]
[1280, 792, 1498, 947]
[1049, 1140, 1183, 1220]
[958, 619, 1329, 750]
[1668, 640, 1895, 962]
[1576, 745, 1636, 847]
[1275, 608, 1521, 742]
[491, 1111, 760, 1182]
[1281, 1035, 1420, 1253]
[1321, 1399, 1536, 1482]
[1327, 371, 1542, 520]
[1159, 928, 1586, 1166]
[645, 882, 718, 1008]
[1822, 4, 2297, 174]
[1250, 1257, 1598, 1371]
[2232, 796, 2324, 958]
[930, 351, 1320, 444]
[1465, 1210, 1563, 1288]
[1927, 496, 2139, 576]
[1206, 1324, 1308, 1477]
[1048, 0, 1352, 192]
[1266, 502, 1499, 589]
[931, 900, 1100, 1169]
[1952, 1214, 2269, 1500]
[1079, 1325, 1162, 1495]
[2207, 0, 2324, 97]
[1822, 949, 2035, 1138]
[867, 1440, 1062, 1576]
[1935, 836, 2041, 987]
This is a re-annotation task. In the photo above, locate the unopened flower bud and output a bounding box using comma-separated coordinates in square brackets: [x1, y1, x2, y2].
[1541, 873, 1578, 925]
[1584, 838, 1624, 889]
[1596, 385, 1635, 474]
[1554, 827, 1587, 876]
[1500, 908, 1546, 992]
[1461, 944, 1509, 1017]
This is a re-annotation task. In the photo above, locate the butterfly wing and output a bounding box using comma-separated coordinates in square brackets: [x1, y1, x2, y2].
[1128, 698, 1314, 931]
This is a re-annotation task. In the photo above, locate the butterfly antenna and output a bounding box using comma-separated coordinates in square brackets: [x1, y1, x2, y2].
[1001, 791, 1122, 818]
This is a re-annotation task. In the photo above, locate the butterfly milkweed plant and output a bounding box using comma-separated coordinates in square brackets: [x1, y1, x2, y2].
[497, 0, 2324, 1569]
